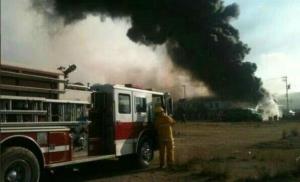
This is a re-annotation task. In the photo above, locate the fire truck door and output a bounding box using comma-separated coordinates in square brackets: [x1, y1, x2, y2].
[114, 89, 134, 156]
[89, 92, 115, 155]
[133, 92, 148, 123]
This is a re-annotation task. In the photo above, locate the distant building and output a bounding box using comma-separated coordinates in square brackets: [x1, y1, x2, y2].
[173, 97, 249, 121]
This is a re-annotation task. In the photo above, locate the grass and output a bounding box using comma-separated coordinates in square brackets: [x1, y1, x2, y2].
[42, 121, 300, 182]
[240, 162, 300, 182]
[165, 121, 300, 181]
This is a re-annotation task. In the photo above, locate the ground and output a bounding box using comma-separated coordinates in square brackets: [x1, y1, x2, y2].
[43, 121, 300, 182]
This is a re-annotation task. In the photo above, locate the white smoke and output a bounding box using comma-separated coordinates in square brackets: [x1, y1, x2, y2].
[255, 94, 282, 121]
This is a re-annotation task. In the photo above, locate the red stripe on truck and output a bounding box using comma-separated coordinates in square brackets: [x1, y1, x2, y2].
[115, 121, 148, 140]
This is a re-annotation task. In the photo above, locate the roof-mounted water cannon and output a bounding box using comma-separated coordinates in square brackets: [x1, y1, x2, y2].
[57, 64, 77, 78]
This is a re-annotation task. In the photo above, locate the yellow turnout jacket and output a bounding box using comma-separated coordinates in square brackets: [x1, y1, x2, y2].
[155, 113, 176, 141]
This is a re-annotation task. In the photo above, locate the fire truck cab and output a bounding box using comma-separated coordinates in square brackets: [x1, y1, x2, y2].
[0, 64, 173, 182]
[89, 84, 173, 158]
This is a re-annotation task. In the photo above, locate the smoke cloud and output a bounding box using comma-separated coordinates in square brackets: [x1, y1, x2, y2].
[256, 93, 282, 121]
[2, 0, 210, 100]
[32, 0, 265, 103]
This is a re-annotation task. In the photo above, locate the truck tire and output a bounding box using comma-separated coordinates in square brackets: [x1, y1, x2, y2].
[137, 137, 154, 168]
[0, 147, 40, 182]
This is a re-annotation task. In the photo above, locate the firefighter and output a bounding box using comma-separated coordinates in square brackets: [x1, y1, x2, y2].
[154, 106, 176, 168]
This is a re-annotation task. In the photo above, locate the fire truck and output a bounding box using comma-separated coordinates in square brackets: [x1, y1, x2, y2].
[0, 64, 173, 182]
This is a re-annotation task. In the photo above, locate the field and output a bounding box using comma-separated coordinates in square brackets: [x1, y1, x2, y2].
[44, 121, 300, 182]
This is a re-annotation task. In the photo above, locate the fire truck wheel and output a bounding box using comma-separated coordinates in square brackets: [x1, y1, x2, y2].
[137, 137, 154, 168]
[0, 147, 40, 182]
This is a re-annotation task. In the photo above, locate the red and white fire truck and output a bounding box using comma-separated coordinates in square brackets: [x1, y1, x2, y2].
[0, 64, 173, 182]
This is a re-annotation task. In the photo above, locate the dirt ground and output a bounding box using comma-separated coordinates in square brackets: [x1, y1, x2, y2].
[42, 121, 300, 182]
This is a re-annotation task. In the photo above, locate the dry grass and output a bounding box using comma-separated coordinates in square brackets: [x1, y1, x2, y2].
[168, 121, 300, 181]
[48, 121, 300, 182]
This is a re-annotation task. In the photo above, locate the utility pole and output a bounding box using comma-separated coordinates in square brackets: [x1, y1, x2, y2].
[282, 76, 290, 112]
[182, 85, 186, 99]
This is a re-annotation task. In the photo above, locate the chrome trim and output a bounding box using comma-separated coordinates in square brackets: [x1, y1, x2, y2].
[45, 99, 89, 104]
[115, 138, 137, 156]
[40, 145, 70, 153]
[0, 110, 47, 115]
[46, 154, 116, 168]
[0, 95, 46, 101]
[0, 122, 80, 127]
[0, 70, 66, 83]
[0, 84, 65, 94]
[0, 126, 69, 133]
[1, 64, 63, 76]
[37, 132, 48, 145]
[0, 95, 90, 104]
[114, 84, 163, 95]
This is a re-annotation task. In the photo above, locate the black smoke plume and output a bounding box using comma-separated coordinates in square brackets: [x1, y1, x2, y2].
[34, 0, 265, 103]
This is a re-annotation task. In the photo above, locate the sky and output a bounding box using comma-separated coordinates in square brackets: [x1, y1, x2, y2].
[1, 0, 300, 98]
[225, 0, 300, 95]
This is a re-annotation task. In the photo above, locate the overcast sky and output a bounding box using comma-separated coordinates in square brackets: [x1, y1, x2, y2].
[1, 0, 300, 97]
